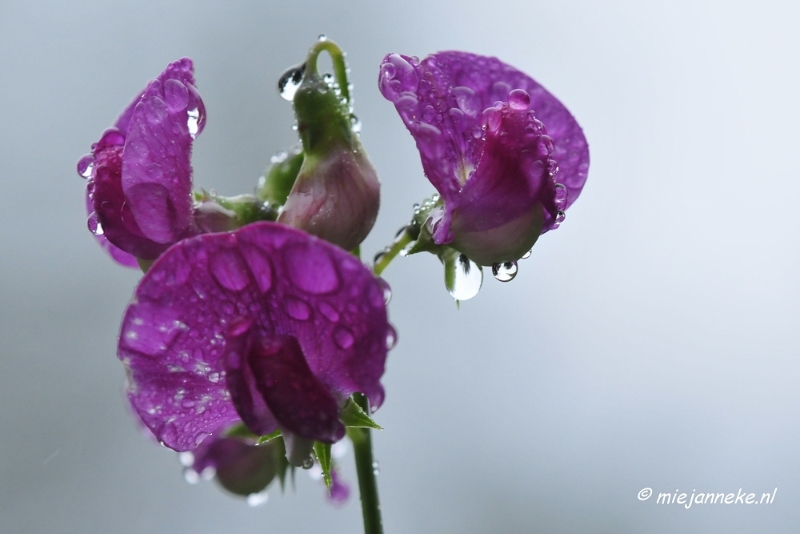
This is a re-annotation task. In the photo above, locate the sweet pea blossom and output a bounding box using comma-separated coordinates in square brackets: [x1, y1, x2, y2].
[77, 58, 205, 263]
[119, 221, 392, 464]
[379, 51, 589, 266]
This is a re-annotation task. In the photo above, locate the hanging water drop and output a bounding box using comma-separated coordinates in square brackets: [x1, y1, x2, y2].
[553, 183, 567, 209]
[76, 154, 94, 179]
[302, 456, 315, 470]
[448, 254, 483, 301]
[385, 324, 398, 350]
[183, 467, 200, 484]
[492, 261, 518, 282]
[87, 212, 104, 236]
[278, 63, 306, 101]
[521, 249, 532, 260]
[554, 210, 566, 227]
[350, 115, 361, 134]
[247, 490, 269, 507]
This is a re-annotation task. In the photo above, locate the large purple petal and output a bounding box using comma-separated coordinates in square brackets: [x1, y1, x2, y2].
[121, 58, 202, 246]
[379, 51, 588, 209]
[120, 222, 390, 450]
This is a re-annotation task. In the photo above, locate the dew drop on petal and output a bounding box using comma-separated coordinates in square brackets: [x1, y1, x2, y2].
[76, 154, 94, 179]
[554, 210, 566, 227]
[378, 278, 392, 305]
[385, 324, 398, 350]
[333, 326, 355, 349]
[553, 183, 568, 209]
[492, 261, 518, 282]
[508, 89, 531, 111]
[186, 107, 201, 139]
[163, 79, 189, 112]
[247, 490, 269, 507]
[87, 212, 104, 236]
[448, 254, 483, 301]
[278, 63, 306, 101]
[285, 297, 311, 321]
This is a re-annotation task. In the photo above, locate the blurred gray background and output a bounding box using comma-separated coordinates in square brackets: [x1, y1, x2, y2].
[2, 1, 799, 532]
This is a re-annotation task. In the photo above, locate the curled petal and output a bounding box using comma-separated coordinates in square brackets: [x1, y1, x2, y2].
[120, 222, 390, 450]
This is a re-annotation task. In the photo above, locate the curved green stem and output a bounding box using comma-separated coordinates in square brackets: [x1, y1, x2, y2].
[305, 39, 351, 103]
[373, 228, 414, 277]
[350, 394, 384, 534]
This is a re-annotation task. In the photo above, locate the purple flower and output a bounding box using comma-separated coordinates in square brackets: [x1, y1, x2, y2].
[119, 221, 391, 463]
[379, 52, 589, 265]
[77, 58, 206, 263]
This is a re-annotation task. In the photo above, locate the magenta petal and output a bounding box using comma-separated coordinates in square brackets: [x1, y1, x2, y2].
[247, 336, 344, 443]
[120, 222, 390, 450]
[122, 58, 200, 245]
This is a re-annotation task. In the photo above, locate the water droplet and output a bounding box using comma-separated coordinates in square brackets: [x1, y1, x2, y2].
[318, 301, 340, 322]
[318, 34, 328, 41]
[210, 248, 250, 292]
[333, 327, 355, 349]
[554, 210, 566, 226]
[492, 261, 518, 282]
[521, 249, 532, 260]
[448, 254, 483, 301]
[372, 461, 380, 475]
[186, 107, 201, 138]
[183, 467, 200, 484]
[378, 278, 392, 304]
[178, 451, 195, 467]
[76, 154, 94, 179]
[285, 297, 311, 321]
[350, 115, 361, 134]
[553, 183, 568, 209]
[247, 490, 269, 507]
[163, 79, 189, 112]
[508, 89, 531, 110]
[385, 324, 398, 350]
[87, 212, 104, 235]
[278, 63, 306, 101]
[302, 457, 314, 470]
[373, 249, 388, 265]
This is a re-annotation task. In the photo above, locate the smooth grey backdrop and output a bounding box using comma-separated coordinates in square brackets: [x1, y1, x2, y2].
[1, 1, 799, 532]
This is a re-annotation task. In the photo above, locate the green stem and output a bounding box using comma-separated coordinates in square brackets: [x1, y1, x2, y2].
[305, 39, 351, 103]
[350, 394, 383, 534]
[373, 228, 414, 277]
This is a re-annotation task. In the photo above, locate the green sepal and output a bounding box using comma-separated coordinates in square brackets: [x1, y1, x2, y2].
[313, 441, 333, 492]
[224, 423, 258, 439]
[340, 397, 383, 430]
[256, 429, 282, 445]
[256, 147, 304, 205]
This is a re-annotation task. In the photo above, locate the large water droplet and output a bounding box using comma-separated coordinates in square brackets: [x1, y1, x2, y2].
[187, 108, 201, 139]
[554, 210, 566, 227]
[76, 154, 94, 179]
[508, 89, 531, 111]
[87, 212, 104, 235]
[247, 490, 269, 507]
[164, 79, 189, 112]
[278, 63, 306, 101]
[492, 261, 518, 282]
[333, 327, 355, 349]
[385, 324, 398, 350]
[553, 183, 567, 209]
[183, 467, 200, 484]
[448, 254, 483, 301]
[285, 297, 311, 321]
[209, 248, 250, 292]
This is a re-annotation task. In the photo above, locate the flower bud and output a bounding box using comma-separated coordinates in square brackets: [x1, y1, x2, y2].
[277, 39, 380, 252]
